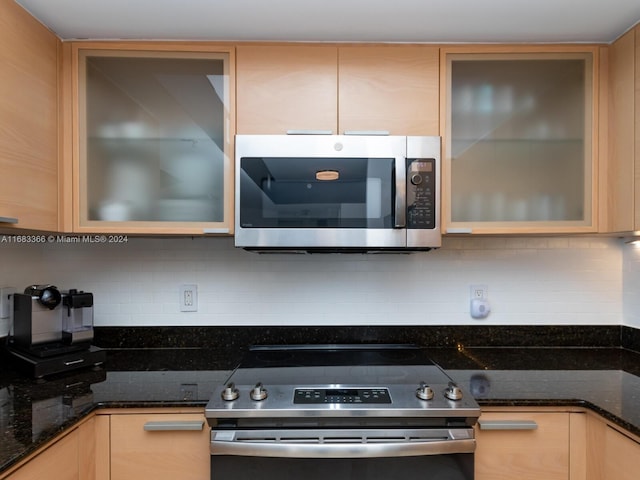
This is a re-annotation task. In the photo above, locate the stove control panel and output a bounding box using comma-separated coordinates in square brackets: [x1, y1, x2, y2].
[294, 388, 391, 404]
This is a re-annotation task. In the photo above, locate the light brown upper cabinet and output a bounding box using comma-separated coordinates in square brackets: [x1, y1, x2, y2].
[236, 44, 439, 135]
[441, 46, 599, 234]
[338, 46, 439, 135]
[67, 43, 235, 235]
[603, 25, 640, 233]
[0, 1, 59, 232]
[236, 45, 338, 134]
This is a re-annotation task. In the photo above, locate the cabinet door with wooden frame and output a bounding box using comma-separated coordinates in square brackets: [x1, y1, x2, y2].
[604, 27, 636, 233]
[338, 45, 439, 135]
[636, 26, 640, 231]
[0, 1, 59, 232]
[442, 47, 598, 235]
[236, 45, 338, 134]
[73, 44, 235, 235]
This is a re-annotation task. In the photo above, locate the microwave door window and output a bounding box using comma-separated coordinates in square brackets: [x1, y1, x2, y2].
[239, 157, 394, 228]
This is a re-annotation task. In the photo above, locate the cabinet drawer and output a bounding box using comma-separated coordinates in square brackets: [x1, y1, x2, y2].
[475, 412, 569, 480]
[110, 413, 210, 480]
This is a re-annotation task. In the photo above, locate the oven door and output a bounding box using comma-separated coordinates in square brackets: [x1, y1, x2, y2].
[234, 134, 408, 249]
[210, 427, 475, 479]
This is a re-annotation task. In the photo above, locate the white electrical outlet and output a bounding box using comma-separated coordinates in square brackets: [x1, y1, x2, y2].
[470, 284, 487, 300]
[180, 284, 198, 312]
[180, 383, 198, 401]
[469, 284, 490, 319]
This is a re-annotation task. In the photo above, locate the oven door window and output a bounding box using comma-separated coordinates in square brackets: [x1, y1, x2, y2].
[212, 454, 473, 479]
[239, 156, 395, 228]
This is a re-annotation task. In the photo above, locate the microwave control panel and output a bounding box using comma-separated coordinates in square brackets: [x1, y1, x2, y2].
[407, 158, 436, 229]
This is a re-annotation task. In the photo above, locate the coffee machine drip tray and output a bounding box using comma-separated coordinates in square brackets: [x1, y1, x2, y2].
[6, 345, 106, 379]
[12, 341, 92, 359]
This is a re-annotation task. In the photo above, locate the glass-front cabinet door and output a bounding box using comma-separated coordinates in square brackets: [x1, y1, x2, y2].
[74, 45, 234, 234]
[442, 48, 597, 234]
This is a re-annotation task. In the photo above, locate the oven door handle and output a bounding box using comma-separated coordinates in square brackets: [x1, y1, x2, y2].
[211, 436, 475, 458]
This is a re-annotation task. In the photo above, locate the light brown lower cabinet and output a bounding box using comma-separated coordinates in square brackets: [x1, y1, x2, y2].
[108, 410, 210, 480]
[600, 424, 640, 480]
[475, 408, 640, 480]
[475, 410, 572, 480]
[583, 411, 640, 480]
[1, 417, 98, 480]
[3, 407, 639, 479]
[3, 431, 78, 480]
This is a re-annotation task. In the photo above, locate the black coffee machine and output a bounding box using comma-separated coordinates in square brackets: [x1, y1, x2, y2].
[7, 285, 106, 378]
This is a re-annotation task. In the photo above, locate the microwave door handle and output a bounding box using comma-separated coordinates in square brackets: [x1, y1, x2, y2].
[394, 157, 407, 228]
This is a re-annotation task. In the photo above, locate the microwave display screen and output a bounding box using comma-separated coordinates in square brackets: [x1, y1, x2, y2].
[411, 162, 433, 172]
[239, 156, 394, 228]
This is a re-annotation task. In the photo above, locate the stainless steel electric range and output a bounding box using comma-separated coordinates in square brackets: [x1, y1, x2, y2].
[205, 344, 480, 480]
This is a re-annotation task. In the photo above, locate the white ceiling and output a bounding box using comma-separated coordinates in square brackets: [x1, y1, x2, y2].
[15, 0, 640, 44]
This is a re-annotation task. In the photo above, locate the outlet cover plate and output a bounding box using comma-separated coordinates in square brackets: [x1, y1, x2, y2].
[470, 284, 488, 300]
[180, 284, 198, 312]
[0, 287, 16, 319]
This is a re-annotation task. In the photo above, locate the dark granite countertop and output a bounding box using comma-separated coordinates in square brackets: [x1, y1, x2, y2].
[1, 346, 639, 475]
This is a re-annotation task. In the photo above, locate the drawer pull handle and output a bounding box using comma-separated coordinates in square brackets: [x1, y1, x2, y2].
[343, 130, 390, 136]
[286, 129, 333, 135]
[143, 421, 204, 432]
[479, 420, 538, 431]
[63, 359, 85, 366]
[0, 216, 18, 224]
[446, 227, 473, 234]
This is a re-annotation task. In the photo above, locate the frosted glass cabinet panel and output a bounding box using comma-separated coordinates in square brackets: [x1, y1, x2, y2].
[76, 48, 234, 234]
[443, 51, 597, 233]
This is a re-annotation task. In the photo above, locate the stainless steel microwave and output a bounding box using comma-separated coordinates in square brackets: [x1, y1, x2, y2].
[235, 134, 441, 252]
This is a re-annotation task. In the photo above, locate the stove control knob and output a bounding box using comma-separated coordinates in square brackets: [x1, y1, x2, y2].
[444, 382, 463, 401]
[416, 382, 434, 401]
[221, 382, 239, 401]
[250, 382, 268, 401]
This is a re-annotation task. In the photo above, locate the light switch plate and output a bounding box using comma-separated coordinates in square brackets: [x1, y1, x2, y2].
[0, 287, 16, 319]
[0, 287, 15, 337]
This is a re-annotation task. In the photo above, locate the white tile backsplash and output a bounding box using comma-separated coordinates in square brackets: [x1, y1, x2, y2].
[623, 241, 640, 328]
[0, 234, 629, 327]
